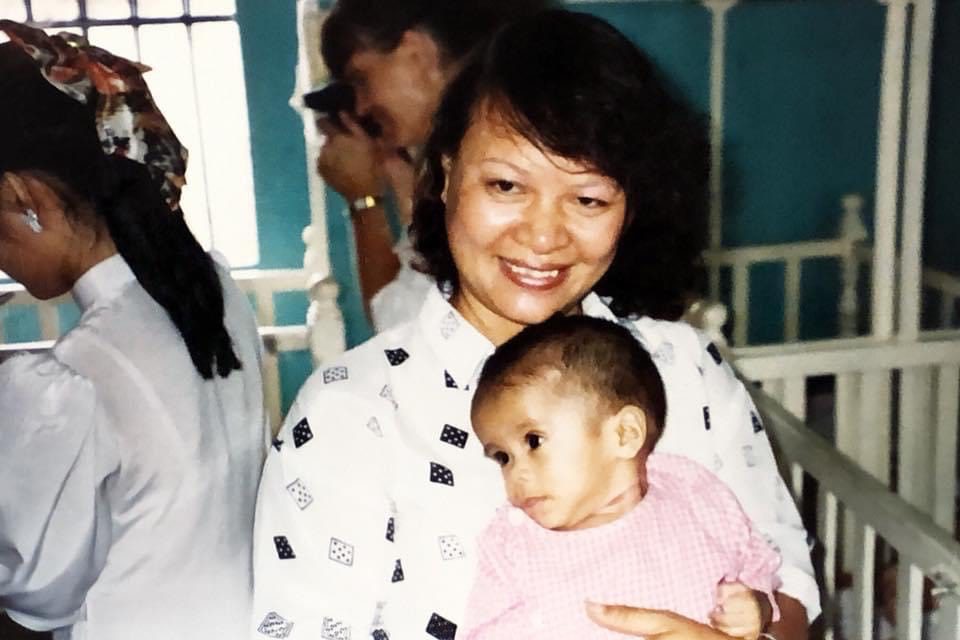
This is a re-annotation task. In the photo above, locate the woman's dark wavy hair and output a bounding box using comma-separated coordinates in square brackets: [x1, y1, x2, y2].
[321, 0, 554, 79]
[0, 43, 241, 379]
[410, 9, 709, 320]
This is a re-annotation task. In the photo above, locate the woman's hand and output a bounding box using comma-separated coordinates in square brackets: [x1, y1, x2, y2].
[586, 602, 738, 640]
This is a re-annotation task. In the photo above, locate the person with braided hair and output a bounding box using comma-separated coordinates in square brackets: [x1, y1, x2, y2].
[0, 22, 269, 639]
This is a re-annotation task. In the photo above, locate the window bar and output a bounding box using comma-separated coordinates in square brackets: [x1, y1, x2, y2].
[24, 0, 34, 23]
[184, 0, 218, 246]
[131, 0, 142, 61]
[25, 16, 235, 29]
[77, 0, 88, 41]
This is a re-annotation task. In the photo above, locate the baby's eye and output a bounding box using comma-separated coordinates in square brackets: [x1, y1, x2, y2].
[525, 433, 542, 450]
[492, 451, 510, 466]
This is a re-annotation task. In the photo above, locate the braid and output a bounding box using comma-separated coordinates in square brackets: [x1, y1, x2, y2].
[97, 156, 242, 379]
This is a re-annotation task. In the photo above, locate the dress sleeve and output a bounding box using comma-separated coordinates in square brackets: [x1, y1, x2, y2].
[251, 386, 397, 639]
[696, 332, 822, 621]
[0, 353, 118, 631]
[686, 464, 782, 621]
[460, 512, 526, 640]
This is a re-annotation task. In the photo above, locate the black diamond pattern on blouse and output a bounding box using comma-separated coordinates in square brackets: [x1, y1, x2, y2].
[706, 342, 723, 365]
[444, 370, 458, 388]
[391, 559, 404, 582]
[292, 417, 313, 448]
[385, 348, 410, 366]
[426, 613, 457, 640]
[429, 462, 454, 486]
[273, 535, 295, 560]
[439, 424, 468, 448]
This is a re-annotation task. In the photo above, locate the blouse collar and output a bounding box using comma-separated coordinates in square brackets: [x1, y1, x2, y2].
[417, 285, 494, 391]
[72, 253, 136, 312]
[416, 286, 618, 391]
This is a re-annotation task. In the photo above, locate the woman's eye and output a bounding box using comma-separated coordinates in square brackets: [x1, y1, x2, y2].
[525, 433, 542, 450]
[576, 196, 607, 208]
[488, 179, 517, 194]
[492, 451, 510, 466]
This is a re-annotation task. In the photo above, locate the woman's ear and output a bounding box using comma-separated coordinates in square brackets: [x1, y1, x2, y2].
[440, 155, 453, 204]
[603, 405, 647, 459]
[2, 172, 36, 210]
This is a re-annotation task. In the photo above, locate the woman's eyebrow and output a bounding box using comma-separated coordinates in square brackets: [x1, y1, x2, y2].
[479, 158, 527, 174]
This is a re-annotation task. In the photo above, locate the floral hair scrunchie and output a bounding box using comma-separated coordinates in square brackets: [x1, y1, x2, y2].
[0, 19, 189, 212]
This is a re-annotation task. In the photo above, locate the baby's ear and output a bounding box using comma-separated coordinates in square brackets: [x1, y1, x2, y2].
[604, 405, 647, 459]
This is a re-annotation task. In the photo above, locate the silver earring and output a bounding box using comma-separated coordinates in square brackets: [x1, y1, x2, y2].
[23, 208, 43, 233]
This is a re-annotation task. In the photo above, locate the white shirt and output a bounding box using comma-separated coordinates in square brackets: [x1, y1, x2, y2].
[251, 286, 820, 640]
[0, 254, 270, 639]
[369, 236, 433, 332]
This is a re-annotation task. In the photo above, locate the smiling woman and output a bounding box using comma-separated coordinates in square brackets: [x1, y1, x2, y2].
[251, 9, 817, 640]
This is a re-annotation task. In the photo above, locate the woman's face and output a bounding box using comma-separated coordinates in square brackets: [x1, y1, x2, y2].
[444, 113, 627, 344]
[0, 174, 87, 300]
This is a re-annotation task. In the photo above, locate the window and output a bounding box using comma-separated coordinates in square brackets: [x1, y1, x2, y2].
[0, 0, 260, 266]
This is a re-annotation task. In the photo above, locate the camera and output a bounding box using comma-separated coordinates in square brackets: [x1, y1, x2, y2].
[303, 81, 382, 138]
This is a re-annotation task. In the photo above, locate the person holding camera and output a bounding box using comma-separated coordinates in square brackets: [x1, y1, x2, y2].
[313, 0, 552, 330]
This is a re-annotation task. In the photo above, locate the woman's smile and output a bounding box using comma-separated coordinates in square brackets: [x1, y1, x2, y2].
[499, 258, 569, 290]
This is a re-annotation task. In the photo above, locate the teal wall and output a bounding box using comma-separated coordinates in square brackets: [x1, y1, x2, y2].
[3, 2, 955, 417]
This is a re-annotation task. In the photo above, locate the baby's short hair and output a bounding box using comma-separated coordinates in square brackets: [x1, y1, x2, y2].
[473, 315, 667, 449]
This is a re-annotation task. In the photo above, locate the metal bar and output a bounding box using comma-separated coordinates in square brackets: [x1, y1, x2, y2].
[25, 16, 235, 29]
[184, 21, 218, 246]
[899, 366, 935, 515]
[820, 488, 839, 640]
[784, 258, 801, 342]
[762, 378, 784, 404]
[37, 304, 59, 341]
[702, 238, 847, 264]
[851, 521, 876, 640]
[744, 381, 960, 581]
[899, 0, 938, 341]
[871, 0, 909, 340]
[897, 562, 924, 640]
[933, 589, 960, 640]
[705, 0, 737, 253]
[782, 376, 806, 420]
[732, 262, 749, 346]
[858, 369, 892, 485]
[736, 334, 960, 380]
[933, 365, 959, 531]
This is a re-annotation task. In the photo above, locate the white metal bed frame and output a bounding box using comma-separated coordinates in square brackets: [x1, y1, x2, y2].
[2, 0, 957, 638]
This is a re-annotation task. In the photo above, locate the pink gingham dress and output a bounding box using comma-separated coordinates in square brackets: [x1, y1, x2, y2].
[462, 453, 782, 639]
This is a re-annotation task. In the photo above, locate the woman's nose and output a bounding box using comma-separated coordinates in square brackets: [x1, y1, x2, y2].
[515, 198, 571, 255]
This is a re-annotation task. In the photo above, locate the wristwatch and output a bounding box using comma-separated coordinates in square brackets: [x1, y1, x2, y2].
[348, 195, 384, 216]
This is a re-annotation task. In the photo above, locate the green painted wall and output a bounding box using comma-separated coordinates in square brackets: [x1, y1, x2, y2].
[3, 1, 955, 418]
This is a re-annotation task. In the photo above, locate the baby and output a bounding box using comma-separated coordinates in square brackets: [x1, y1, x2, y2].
[463, 315, 781, 639]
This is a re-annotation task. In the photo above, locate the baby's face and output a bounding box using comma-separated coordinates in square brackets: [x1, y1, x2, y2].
[472, 379, 621, 530]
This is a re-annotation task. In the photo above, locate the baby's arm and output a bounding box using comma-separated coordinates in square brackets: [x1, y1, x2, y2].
[710, 581, 773, 639]
[462, 509, 527, 639]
